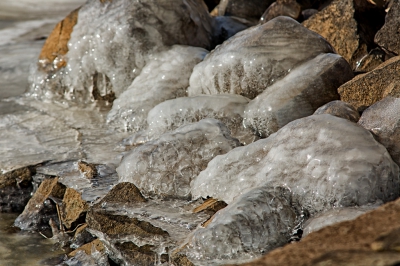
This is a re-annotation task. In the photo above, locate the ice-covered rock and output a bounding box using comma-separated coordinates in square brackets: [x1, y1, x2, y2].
[188, 16, 335, 99]
[117, 119, 240, 199]
[146, 94, 256, 144]
[243, 53, 352, 137]
[107, 45, 208, 132]
[30, 0, 213, 103]
[313, 100, 360, 123]
[185, 187, 298, 263]
[191, 114, 399, 214]
[358, 96, 400, 167]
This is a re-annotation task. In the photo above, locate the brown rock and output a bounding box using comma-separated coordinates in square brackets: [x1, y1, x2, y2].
[61, 188, 89, 229]
[98, 182, 147, 205]
[313, 100, 360, 122]
[260, 0, 301, 24]
[354, 47, 386, 73]
[0, 166, 34, 188]
[77, 161, 97, 179]
[371, 227, 400, 252]
[311, 250, 400, 266]
[171, 253, 195, 266]
[231, 197, 400, 266]
[38, 8, 80, 71]
[375, 0, 400, 55]
[113, 242, 169, 265]
[338, 56, 400, 111]
[302, 0, 359, 63]
[68, 238, 104, 257]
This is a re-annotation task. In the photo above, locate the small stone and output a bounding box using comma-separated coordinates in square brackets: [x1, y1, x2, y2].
[260, 0, 301, 24]
[217, 0, 275, 24]
[354, 47, 386, 73]
[68, 239, 104, 257]
[313, 100, 360, 123]
[338, 56, 400, 111]
[61, 188, 89, 229]
[98, 182, 147, 205]
[375, 0, 400, 55]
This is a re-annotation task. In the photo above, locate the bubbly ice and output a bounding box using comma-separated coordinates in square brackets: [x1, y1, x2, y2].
[188, 16, 334, 99]
[117, 119, 240, 199]
[191, 115, 399, 214]
[243, 53, 352, 137]
[146, 94, 256, 144]
[107, 45, 208, 132]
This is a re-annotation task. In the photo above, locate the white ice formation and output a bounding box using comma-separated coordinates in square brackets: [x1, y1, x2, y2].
[117, 119, 240, 199]
[107, 45, 208, 131]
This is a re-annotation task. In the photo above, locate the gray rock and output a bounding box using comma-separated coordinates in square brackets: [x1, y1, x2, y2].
[260, 0, 301, 24]
[216, 0, 275, 24]
[313, 100, 360, 123]
[375, 0, 400, 55]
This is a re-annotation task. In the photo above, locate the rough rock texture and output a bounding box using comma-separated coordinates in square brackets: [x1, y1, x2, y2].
[107, 45, 208, 132]
[216, 0, 275, 24]
[68, 239, 105, 257]
[375, 0, 400, 55]
[243, 53, 352, 137]
[188, 16, 335, 99]
[61, 188, 89, 229]
[30, 0, 213, 103]
[185, 187, 298, 263]
[302, 0, 359, 64]
[0, 166, 35, 212]
[338, 56, 400, 111]
[313, 100, 360, 123]
[192, 115, 399, 213]
[260, 0, 301, 24]
[358, 96, 400, 167]
[14, 177, 66, 231]
[97, 182, 147, 205]
[146, 94, 256, 145]
[117, 119, 240, 199]
[354, 47, 386, 73]
[233, 197, 400, 266]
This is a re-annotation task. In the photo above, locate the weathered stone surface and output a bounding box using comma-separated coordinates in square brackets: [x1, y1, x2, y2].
[243, 53, 352, 137]
[112, 241, 169, 266]
[14, 177, 66, 231]
[302, 0, 359, 63]
[260, 0, 301, 24]
[313, 100, 360, 123]
[188, 16, 335, 99]
[77, 161, 97, 179]
[98, 182, 147, 205]
[69, 238, 104, 257]
[215, 0, 275, 24]
[354, 47, 386, 73]
[233, 198, 400, 266]
[61, 188, 89, 229]
[338, 56, 400, 111]
[117, 119, 240, 199]
[358, 96, 400, 166]
[375, 0, 400, 55]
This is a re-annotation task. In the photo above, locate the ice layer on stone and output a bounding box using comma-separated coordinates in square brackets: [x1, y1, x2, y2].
[146, 94, 256, 144]
[117, 118, 240, 199]
[191, 114, 399, 215]
[107, 45, 208, 132]
[188, 16, 334, 99]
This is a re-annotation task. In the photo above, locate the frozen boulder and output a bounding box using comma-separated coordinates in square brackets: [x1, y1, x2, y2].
[30, 0, 213, 103]
[243, 53, 352, 137]
[107, 45, 208, 131]
[146, 94, 256, 145]
[117, 119, 240, 199]
[313, 100, 360, 123]
[188, 16, 335, 99]
[191, 114, 399, 214]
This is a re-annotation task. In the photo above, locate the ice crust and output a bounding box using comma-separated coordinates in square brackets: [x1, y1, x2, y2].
[188, 16, 334, 99]
[29, 0, 213, 103]
[146, 94, 256, 144]
[117, 119, 240, 198]
[186, 187, 298, 263]
[243, 53, 352, 137]
[191, 115, 399, 213]
[107, 45, 208, 132]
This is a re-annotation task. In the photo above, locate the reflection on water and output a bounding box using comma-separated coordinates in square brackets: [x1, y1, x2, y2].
[0, 213, 65, 266]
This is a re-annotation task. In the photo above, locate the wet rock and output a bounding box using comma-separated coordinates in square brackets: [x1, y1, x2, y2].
[30, 0, 213, 103]
[70, 224, 97, 249]
[302, 0, 359, 64]
[243, 53, 352, 137]
[0, 166, 35, 213]
[301, 8, 318, 20]
[107, 45, 208, 132]
[212, 16, 250, 45]
[146, 94, 256, 145]
[15, 177, 66, 231]
[117, 119, 240, 199]
[65, 249, 110, 266]
[338, 56, 400, 111]
[192, 115, 399, 213]
[358, 96, 400, 166]
[112, 241, 169, 266]
[185, 187, 298, 263]
[354, 47, 386, 73]
[69, 238, 105, 257]
[214, 0, 274, 24]
[375, 0, 400, 55]
[97, 182, 147, 205]
[61, 188, 89, 229]
[188, 16, 335, 100]
[313, 100, 360, 123]
[77, 161, 97, 179]
[371, 226, 400, 252]
[234, 197, 400, 266]
[260, 0, 301, 24]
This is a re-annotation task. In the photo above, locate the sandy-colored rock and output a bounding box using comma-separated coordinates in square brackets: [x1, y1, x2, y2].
[303, 0, 359, 63]
[338, 56, 400, 111]
[311, 250, 400, 266]
[98, 182, 147, 205]
[260, 0, 301, 23]
[69, 238, 104, 257]
[375, 0, 400, 55]
[313, 100, 360, 122]
[61, 188, 89, 229]
[232, 197, 400, 266]
[113, 242, 169, 265]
